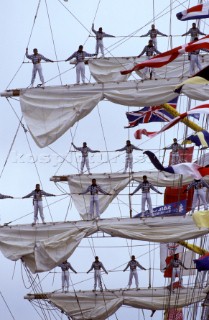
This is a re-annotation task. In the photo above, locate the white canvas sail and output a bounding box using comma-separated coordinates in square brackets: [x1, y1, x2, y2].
[89, 55, 209, 83]
[63, 172, 203, 219]
[17, 79, 209, 148]
[25, 288, 206, 320]
[0, 217, 208, 273]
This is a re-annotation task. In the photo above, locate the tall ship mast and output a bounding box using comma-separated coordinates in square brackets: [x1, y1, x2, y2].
[1, 0, 209, 319]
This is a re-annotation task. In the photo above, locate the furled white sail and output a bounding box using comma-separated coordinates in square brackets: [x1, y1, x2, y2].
[0, 216, 208, 273]
[67, 173, 130, 219]
[62, 172, 206, 218]
[89, 55, 209, 83]
[20, 79, 179, 147]
[17, 78, 209, 147]
[20, 87, 102, 147]
[19, 79, 178, 148]
[88, 57, 134, 82]
[25, 288, 206, 320]
[181, 83, 209, 101]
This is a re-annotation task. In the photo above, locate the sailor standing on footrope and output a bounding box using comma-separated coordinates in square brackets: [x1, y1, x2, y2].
[137, 40, 161, 80]
[25, 48, 54, 88]
[182, 22, 206, 41]
[79, 179, 111, 219]
[58, 260, 77, 293]
[189, 37, 209, 76]
[140, 24, 168, 49]
[116, 140, 142, 173]
[164, 254, 187, 290]
[91, 24, 115, 57]
[184, 178, 209, 214]
[65, 45, 96, 84]
[123, 255, 146, 290]
[163, 138, 183, 165]
[130, 175, 162, 217]
[87, 256, 108, 292]
[22, 184, 55, 225]
[71, 142, 100, 174]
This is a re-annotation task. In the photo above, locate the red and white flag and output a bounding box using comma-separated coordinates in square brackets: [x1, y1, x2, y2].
[121, 35, 209, 75]
[176, 3, 209, 21]
[165, 308, 183, 320]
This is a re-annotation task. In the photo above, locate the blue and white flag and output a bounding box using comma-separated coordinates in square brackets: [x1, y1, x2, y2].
[134, 200, 186, 218]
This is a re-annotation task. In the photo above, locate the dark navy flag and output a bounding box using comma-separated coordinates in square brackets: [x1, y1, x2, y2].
[189, 113, 200, 120]
[125, 98, 178, 128]
[134, 200, 186, 218]
[194, 255, 209, 271]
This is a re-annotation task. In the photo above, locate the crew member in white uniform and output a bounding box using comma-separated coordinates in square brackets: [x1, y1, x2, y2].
[140, 24, 168, 49]
[22, 184, 55, 225]
[137, 40, 161, 80]
[72, 142, 100, 174]
[87, 256, 108, 292]
[123, 255, 146, 289]
[26, 48, 54, 87]
[130, 175, 162, 217]
[91, 24, 115, 56]
[164, 254, 187, 289]
[58, 260, 77, 292]
[189, 37, 209, 76]
[65, 45, 96, 84]
[116, 140, 142, 173]
[185, 178, 209, 214]
[79, 179, 110, 219]
[164, 138, 184, 165]
[182, 22, 206, 41]
[190, 48, 202, 76]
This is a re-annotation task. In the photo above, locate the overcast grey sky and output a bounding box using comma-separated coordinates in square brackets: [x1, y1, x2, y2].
[0, 0, 205, 319]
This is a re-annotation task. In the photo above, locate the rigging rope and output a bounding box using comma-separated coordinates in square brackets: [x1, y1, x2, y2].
[22, 261, 61, 320]
[44, 0, 63, 85]
[105, 0, 188, 54]
[57, 0, 91, 33]
[6, 0, 41, 90]
[27, 0, 42, 48]
[92, 0, 102, 24]
[0, 112, 23, 179]
[0, 291, 16, 320]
